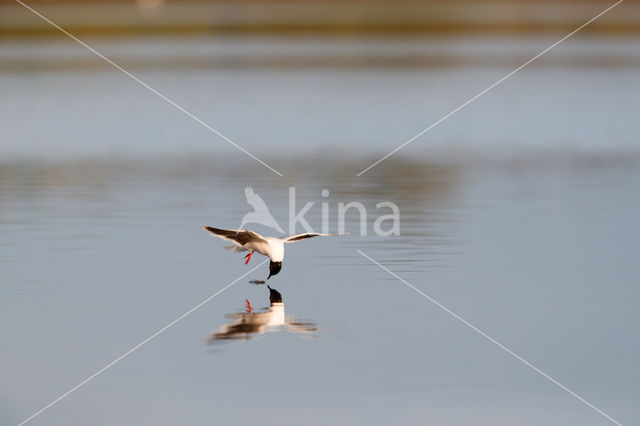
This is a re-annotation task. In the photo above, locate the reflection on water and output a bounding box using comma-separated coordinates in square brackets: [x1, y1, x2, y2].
[208, 286, 319, 343]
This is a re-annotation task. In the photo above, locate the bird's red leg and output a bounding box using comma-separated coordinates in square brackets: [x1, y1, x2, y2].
[244, 251, 253, 265]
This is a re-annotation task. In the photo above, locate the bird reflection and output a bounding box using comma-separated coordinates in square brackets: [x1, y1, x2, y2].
[208, 286, 319, 343]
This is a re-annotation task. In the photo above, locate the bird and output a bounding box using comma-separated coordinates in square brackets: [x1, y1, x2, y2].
[208, 286, 318, 342]
[238, 186, 285, 234]
[202, 226, 347, 280]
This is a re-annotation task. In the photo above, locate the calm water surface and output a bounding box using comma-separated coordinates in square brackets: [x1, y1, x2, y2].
[1, 157, 638, 426]
[1, 35, 639, 425]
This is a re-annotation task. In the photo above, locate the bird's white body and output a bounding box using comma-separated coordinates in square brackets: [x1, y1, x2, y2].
[245, 236, 285, 262]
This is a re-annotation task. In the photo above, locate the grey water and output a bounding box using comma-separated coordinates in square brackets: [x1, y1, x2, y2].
[1, 35, 639, 425]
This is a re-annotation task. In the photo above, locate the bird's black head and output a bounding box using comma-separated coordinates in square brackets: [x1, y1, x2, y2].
[267, 261, 282, 280]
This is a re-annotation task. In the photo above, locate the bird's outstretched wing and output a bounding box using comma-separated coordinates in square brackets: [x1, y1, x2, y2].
[202, 226, 268, 246]
[283, 232, 348, 243]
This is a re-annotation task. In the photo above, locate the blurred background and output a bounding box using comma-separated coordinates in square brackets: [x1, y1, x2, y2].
[1, 0, 639, 163]
[1, 1, 639, 426]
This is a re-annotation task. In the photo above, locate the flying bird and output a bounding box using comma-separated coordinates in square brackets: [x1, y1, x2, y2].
[239, 186, 285, 234]
[202, 226, 347, 280]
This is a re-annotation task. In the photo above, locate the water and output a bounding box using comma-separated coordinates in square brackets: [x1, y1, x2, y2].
[1, 35, 639, 425]
[1, 35, 639, 162]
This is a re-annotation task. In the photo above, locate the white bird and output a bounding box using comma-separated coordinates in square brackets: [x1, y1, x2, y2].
[238, 186, 285, 234]
[202, 226, 347, 280]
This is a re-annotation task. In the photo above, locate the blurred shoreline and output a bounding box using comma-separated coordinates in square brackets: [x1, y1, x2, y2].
[1, 0, 639, 37]
[3, 35, 639, 73]
[2, 1, 638, 165]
